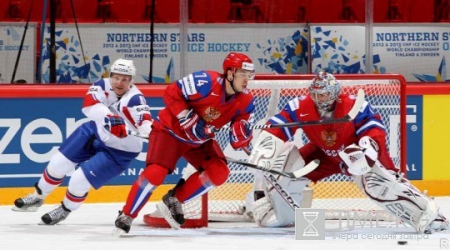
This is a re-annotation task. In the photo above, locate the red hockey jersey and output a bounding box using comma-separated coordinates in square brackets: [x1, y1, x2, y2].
[158, 70, 255, 145]
[266, 93, 396, 172]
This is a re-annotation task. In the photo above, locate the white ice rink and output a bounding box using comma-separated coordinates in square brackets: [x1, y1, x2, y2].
[1, 197, 450, 250]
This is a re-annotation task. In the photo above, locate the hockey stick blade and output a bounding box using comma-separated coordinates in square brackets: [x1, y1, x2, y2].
[226, 157, 320, 179]
[214, 89, 365, 132]
[347, 89, 365, 120]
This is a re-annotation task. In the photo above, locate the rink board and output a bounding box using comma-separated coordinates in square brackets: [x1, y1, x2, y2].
[1, 180, 450, 205]
[1, 84, 450, 205]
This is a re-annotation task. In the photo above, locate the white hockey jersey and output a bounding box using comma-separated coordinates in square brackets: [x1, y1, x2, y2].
[81, 78, 152, 153]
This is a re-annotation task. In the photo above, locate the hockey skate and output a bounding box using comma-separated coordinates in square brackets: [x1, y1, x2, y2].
[156, 189, 185, 229]
[12, 183, 44, 212]
[41, 203, 71, 225]
[424, 212, 450, 234]
[113, 210, 133, 235]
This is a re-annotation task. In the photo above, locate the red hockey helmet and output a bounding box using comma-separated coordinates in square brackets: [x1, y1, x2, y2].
[222, 52, 255, 73]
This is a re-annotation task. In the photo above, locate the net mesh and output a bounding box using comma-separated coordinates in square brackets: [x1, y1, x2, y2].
[145, 74, 406, 227]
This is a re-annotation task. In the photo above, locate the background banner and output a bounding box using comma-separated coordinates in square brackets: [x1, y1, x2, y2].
[0, 23, 36, 84]
[40, 24, 309, 83]
[0, 85, 434, 187]
[373, 25, 449, 82]
[311, 24, 450, 82]
[3, 23, 450, 84]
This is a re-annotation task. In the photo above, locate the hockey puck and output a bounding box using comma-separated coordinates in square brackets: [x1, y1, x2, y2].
[397, 241, 408, 245]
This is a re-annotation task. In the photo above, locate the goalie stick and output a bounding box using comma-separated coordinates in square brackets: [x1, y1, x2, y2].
[124, 131, 319, 178]
[215, 88, 365, 132]
[262, 172, 302, 211]
[130, 89, 364, 139]
[226, 157, 320, 179]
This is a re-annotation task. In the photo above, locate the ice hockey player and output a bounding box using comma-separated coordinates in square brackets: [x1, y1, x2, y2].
[246, 72, 449, 234]
[13, 59, 152, 225]
[114, 52, 257, 233]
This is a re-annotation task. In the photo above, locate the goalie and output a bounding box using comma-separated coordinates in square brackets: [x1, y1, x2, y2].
[246, 72, 449, 233]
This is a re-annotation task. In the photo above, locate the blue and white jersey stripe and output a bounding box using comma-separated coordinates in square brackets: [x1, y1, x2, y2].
[354, 101, 385, 135]
[179, 74, 197, 97]
[177, 70, 212, 100]
[268, 115, 294, 140]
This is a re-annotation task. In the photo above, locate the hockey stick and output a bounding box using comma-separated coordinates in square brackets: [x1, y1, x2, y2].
[226, 157, 320, 179]
[128, 130, 149, 139]
[214, 88, 365, 133]
[130, 89, 365, 139]
[263, 173, 302, 210]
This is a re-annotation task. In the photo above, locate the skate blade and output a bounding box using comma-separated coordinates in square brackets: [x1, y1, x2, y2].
[11, 206, 39, 212]
[155, 202, 181, 230]
[112, 227, 127, 237]
[38, 221, 53, 226]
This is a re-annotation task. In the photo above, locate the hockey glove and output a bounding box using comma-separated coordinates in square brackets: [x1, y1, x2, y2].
[339, 144, 371, 175]
[358, 136, 379, 163]
[103, 114, 127, 138]
[339, 137, 379, 176]
[137, 120, 152, 138]
[179, 109, 212, 142]
[230, 120, 252, 150]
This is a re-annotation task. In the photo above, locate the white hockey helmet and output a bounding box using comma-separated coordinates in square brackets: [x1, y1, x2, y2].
[110, 58, 136, 77]
[308, 72, 341, 111]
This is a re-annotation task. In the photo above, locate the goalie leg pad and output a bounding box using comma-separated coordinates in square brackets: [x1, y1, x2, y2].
[355, 163, 439, 232]
[248, 131, 311, 227]
[253, 175, 309, 227]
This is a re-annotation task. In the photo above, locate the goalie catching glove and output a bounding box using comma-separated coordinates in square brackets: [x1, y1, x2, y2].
[338, 136, 379, 175]
[103, 114, 127, 138]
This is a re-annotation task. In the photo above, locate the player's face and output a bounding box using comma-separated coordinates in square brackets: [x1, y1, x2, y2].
[111, 73, 132, 97]
[232, 69, 254, 92]
[311, 92, 333, 107]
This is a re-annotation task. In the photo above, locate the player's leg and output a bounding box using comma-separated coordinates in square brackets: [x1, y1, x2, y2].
[246, 133, 332, 227]
[177, 140, 229, 202]
[354, 163, 449, 233]
[249, 135, 343, 227]
[40, 168, 88, 225]
[12, 123, 96, 212]
[251, 172, 309, 227]
[115, 127, 187, 233]
[41, 146, 138, 225]
[156, 140, 229, 229]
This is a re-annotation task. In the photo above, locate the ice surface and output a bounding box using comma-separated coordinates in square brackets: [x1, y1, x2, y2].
[1, 198, 450, 250]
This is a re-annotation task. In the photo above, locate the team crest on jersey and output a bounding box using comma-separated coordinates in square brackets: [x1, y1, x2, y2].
[321, 129, 337, 147]
[203, 107, 221, 122]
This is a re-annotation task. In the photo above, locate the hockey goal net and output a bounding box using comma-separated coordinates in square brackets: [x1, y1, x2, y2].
[144, 74, 407, 228]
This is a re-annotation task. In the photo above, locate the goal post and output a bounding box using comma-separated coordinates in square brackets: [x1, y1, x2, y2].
[144, 73, 407, 228]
